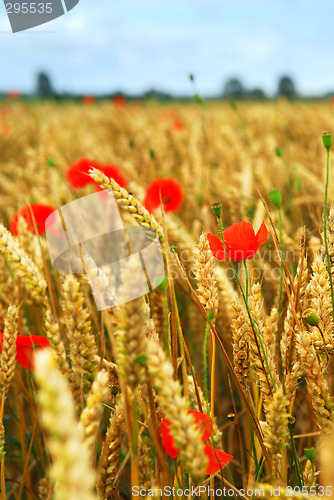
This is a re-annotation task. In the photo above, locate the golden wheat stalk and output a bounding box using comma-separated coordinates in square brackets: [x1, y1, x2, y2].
[296, 332, 334, 431]
[192, 232, 219, 318]
[263, 386, 290, 477]
[97, 397, 125, 499]
[307, 252, 334, 347]
[88, 167, 164, 241]
[79, 370, 109, 459]
[34, 349, 96, 500]
[62, 274, 98, 395]
[113, 259, 150, 390]
[0, 222, 47, 303]
[231, 300, 251, 391]
[146, 336, 207, 481]
[0, 305, 18, 397]
[248, 284, 279, 412]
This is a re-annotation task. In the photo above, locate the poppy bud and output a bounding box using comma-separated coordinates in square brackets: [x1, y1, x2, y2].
[322, 133, 333, 150]
[47, 157, 56, 167]
[196, 193, 203, 206]
[274, 147, 283, 157]
[304, 448, 315, 461]
[211, 203, 222, 218]
[302, 309, 319, 327]
[189, 74, 194, 82]
[230, 101, 237, 110]
[269, 189, 282, 207]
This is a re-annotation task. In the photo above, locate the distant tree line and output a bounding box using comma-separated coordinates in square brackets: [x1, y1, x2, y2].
[223, 75, 297, 100]
[1, 71, 332, 101]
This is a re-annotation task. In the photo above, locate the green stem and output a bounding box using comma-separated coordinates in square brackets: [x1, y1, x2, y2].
[277, 206, 285, 382]
[203, 321, 210, 403]
[132, 400, 138, 455]
[323, 147, 334, 324]
[277, 207, 284, 315]
[243, 259, 248, 301]
[288, 423, 303, 488]
[217, 218, 277, 392]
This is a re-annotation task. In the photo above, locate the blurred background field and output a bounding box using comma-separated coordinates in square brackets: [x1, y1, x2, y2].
[1, 97, 334, 497]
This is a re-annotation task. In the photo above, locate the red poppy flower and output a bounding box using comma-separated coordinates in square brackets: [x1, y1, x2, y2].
[207, 221, 268, 262]
[10, 203, 57, 236]
[82, 95, 95, 105]
[66, 158, 127, 190]
[7, 91, 20, 100]
[113, 95, 126, 108]
[171, 119, 185, 131]
[144, 178, 183, 213]
[161, 410, 232, 475]
[0, 333, 50, 370]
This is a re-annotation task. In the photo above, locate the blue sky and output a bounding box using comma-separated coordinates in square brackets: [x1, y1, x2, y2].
[0, 0, 333, 96]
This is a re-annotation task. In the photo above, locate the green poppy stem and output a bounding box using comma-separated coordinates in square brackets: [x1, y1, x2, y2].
[323, 146, 334, 324]
[243, 259, 249, 302]
[203, 321, 210, 404]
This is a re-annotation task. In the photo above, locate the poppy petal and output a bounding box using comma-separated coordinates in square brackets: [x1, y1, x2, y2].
[204, 444, 233, 475]
[207, 233, 227, 261]
[66, 158, 97, 189]
[16, 345, 34, 369]
[188, 410, 213, 442]
[10, 204, 57, 236]
[144, 178, 183, 213]
[255, 221, 268, 246]
[15, 335, 50, 370]
[223, 221, 256, 261]
[160, 418, 179, 458]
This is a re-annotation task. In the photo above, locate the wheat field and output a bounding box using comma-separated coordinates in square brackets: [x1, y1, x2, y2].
[0, 98, 334, 499]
